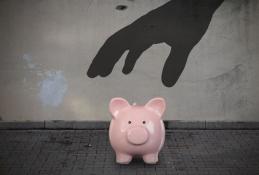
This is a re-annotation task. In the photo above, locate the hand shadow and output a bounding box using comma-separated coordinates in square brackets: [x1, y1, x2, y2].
[87, 0, 224, 87]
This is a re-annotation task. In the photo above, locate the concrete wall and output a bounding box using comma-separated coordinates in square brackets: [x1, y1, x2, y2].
[0, 0, 259, 121]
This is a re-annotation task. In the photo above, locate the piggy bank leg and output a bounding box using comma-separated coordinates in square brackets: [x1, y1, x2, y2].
[116, 152, 132, 164]
[143, 153, 158, 164]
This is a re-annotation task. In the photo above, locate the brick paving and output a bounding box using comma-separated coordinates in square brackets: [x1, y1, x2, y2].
[0, 130, 258, 175]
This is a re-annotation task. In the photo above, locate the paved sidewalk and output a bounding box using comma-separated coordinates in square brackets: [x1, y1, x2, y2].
[0, 130, 258, 175]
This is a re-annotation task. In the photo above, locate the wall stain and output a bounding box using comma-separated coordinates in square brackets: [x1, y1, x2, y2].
[22, 53, 68, 107]
[23, 53, 37, 69]
[116, 5, 128, 11]
[204, 64, 245, 91]
[38, 71, 68, 107]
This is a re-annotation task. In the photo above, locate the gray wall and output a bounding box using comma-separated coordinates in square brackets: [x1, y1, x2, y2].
[0, 0, 259, 121]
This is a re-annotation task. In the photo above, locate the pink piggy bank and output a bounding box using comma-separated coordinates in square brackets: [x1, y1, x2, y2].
[109, 97, 166, 164]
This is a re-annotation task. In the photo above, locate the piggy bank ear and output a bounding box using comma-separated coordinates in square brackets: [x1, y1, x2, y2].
[145, 97, 166, 118]
[109, 97, 130, 119]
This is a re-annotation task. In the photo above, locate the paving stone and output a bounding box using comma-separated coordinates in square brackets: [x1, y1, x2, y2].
[73, 121, 109, 129]
[167, 121, 206, 129]
[45, 120, 75, 129]
[0, 121, 44, 129]
[0, 130, 259, 175]
[205, 121, 259, 129]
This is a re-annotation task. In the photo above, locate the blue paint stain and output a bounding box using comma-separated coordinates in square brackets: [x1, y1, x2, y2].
[23, 53, 36, 69]
[39, 71, 67, 107]
[22, 53, 32, 62]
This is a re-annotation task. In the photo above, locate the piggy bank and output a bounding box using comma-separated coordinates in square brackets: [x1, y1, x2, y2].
[109, 97, 166, 164]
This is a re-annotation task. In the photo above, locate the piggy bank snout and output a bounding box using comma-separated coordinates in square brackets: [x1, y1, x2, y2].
[127, 127, 149, 145]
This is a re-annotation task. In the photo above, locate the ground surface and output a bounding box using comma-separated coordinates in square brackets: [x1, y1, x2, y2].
[0, 130, 258, 175]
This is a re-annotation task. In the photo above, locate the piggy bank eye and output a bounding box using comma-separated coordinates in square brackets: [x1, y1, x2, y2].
[142, 121, 146, 124]
[128, 121, 132, 124]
